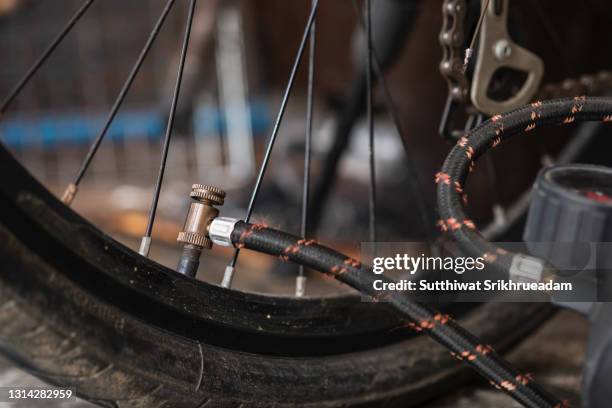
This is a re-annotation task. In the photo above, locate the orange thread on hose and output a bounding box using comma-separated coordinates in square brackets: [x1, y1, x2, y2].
[465, 145, 475, 159]
[475, 344, 494, 355]
[435, 172, 451, 185]
[344, 258, 360, 268]
[492, 114, 504, 139]
[500, 381, 517, 392]
[460, 350, 477, 361]
[434, 313, 450, 324]
[492, 135, 502, 148]
[515, 373, 533, 386]
[483, 252, 497, 263]
[283, 244, 300, 255]
[571, 96, 586, 113]
[563, 116, 575, 124]
[405, 322, 423, 332]
[446, 218, 462, 230]
[463, 219, 476, 229]
[419, 319, 435, 330]
[437, 219, 448, 232]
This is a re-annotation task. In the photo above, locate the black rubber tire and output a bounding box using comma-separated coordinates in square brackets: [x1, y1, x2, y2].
[0, 144, 552, 407]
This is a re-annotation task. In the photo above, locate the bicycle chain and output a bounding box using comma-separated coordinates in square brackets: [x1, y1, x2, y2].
[439, 0, 470, 103]
[440, 0, 612, 108]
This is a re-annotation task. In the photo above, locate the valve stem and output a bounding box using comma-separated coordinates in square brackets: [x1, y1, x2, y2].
[176, 184, 225, 277]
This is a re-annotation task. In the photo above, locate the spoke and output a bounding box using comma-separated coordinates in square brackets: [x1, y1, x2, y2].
[61, 0, 177, 205]
[222, 0, 320, 288]
[365, 0, 376, 243]
[139, 0, 197, 257]
[295, 0, 317, 297]
[463, 0, 491, 71]
[351, 0, 436, 245]
[0, 0, 95, 114]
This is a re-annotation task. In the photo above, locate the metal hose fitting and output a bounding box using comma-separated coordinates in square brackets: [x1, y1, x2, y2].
[176, 184, 225, 277]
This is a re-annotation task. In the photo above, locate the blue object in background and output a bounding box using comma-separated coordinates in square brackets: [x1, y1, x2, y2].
[0, 100, 269, 149]
[192, 98, 269, 138]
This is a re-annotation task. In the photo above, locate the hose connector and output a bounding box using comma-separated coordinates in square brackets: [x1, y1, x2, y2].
[209, 217, 240, 247]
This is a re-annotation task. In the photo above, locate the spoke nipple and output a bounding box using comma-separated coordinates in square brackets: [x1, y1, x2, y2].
[295, 275, 307, 297]
[221, 265, 235, 288]
[139, 236, 152, 256]
[176, 184, 226, 277]
[61, 183, 78, 205]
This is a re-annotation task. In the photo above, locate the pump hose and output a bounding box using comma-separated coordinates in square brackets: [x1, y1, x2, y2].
[436, 96, 612, 277]
[230, 221, 564, 408]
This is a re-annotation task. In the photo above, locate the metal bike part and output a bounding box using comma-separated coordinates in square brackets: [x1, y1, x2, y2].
[470, 0, 544, 115]
[0, 0, 96, 114]
[208, 216, 239, 247]
[141, 0, 197, 257]
[64, 0, 178, 206]
[438, 0, 612, 140]
[295, 0, 318, 298]
[462, 0, 490, 71]
[439, 0, 470, 104]
[225, 0, 319, 282]
[295, 275, 307, 297]
[176, 184, 226, 277]
[210, 216, 240, 287]
[438, 0, 480, 142]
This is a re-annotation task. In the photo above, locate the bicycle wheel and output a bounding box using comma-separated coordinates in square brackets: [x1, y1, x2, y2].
[0, 1, 555, 406]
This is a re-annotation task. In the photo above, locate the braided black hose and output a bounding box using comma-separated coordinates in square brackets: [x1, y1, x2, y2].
[436, 96, 612, 278]
[231, 221, 564, 408]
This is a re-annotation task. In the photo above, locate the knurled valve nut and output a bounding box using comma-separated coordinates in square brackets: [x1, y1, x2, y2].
[190, 184, 225, 205]
[190, 190, 225, 205]
[177, 231, 212, 249]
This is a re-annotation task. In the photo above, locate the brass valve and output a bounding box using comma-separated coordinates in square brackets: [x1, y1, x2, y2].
[176, 184, 225, 277]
